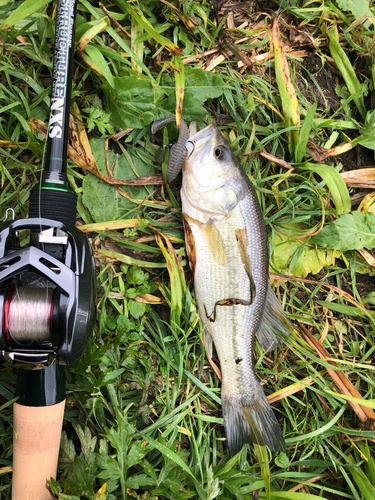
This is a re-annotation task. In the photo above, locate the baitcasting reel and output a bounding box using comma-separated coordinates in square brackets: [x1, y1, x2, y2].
[0, 211, 96, 368]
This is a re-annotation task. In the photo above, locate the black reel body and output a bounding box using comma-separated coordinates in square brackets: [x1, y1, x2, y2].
[0, 217, 96, 367]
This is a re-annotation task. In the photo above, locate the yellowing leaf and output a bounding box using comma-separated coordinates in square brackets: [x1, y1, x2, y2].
[272, 20, 300, 156]
[272, 227, 338, 278]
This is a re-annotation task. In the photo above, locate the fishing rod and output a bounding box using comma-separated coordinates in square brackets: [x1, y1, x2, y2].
[0, 0, 96, 498]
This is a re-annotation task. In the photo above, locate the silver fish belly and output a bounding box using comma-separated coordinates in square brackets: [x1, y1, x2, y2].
[181, 124, 291, 454]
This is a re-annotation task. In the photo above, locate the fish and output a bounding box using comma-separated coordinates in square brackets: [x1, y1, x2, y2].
[179, 124, 292, 455]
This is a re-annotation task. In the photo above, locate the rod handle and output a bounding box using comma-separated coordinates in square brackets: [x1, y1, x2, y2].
[12, 400, 65, 500]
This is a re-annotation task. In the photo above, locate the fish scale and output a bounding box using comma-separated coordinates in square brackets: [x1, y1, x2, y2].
[179, 123, 292, 454]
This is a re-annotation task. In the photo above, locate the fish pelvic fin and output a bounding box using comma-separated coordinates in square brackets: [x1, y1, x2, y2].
[222, 381, 285, 456]
[202, 328, 213, 358]
[256, 284, 293, 352]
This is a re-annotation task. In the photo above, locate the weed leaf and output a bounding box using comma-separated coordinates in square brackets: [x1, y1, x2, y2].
[312, 212, 375, 251]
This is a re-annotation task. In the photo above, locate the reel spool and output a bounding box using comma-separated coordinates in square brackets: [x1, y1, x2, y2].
[3, 286, 54, 344]
[0, 217, 96, 368]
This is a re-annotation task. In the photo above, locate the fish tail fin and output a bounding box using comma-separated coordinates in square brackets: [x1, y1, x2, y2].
[256, 284, 294, 352]
[222, 381, 285, 456]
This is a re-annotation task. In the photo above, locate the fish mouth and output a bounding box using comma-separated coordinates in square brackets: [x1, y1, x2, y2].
[185, 124, 217, 158]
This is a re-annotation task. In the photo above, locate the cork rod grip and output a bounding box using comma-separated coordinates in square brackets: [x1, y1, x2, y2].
[12, 400, 66, 500]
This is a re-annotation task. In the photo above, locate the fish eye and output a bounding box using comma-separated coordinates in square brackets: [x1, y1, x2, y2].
[214, 146, 225, 160]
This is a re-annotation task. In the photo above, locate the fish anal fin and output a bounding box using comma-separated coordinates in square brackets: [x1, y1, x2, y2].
[235, 228, 256, 303]
[257, 284, 294, 352]
[222, 381, 285, 456]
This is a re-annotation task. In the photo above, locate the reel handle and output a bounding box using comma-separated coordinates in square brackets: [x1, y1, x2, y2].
[12, 363, 66, 500]
[12, 400, 65, 500]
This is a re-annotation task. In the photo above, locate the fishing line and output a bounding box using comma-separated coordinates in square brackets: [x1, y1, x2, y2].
[5, 285, 54, 343]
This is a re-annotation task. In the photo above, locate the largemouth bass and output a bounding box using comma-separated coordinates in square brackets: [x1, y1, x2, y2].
[180, 124, 291, 455]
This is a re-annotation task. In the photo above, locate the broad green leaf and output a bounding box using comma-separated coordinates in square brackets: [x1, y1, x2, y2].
[353, 109, 375, 149]
[128, 300, 149, 319]
[125, 441, 150, 470]
[72, 423, 97, 461]
[312, 212, 375, 251]
[275, 452, 290, 469]
[336, 0, 370, 26]
[299, 163, 351, 215]
[206, 465, 222, 500]
[0, 0, 52, 28]
[96, 455, 122, 481]
[103, 67, 224, 129]
[125, 474, 156, 489]
[82, 137, 154, 222]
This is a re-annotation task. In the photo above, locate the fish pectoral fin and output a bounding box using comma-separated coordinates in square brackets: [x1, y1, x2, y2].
[201, 218, 227, 267]
[204, 298, 251, 323]
[182, 213, 197, 274]
[256, 284, 294, 352]
[235, 228, 256, 304]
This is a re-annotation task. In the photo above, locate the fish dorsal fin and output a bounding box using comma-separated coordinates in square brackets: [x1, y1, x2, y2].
[257, 284, 293, 352]
[235, 228, 256, 304]
[201, 219, 227, 267]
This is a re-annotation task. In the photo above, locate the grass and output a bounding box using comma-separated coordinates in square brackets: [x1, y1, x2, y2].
[1, 0, 375, 499]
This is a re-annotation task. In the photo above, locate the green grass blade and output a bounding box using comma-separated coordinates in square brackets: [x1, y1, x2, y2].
[254, 444, 271, 500]
[347, 453, 375, 499]
[294, 102, 317, 163]
[84, 44, 115, 88]
[137, 431, 197, 479]
[112, 0, 182, 56]
[327, 25, 366, 119]
[299, 162, 351, 215]
[0, 0, 52, 28]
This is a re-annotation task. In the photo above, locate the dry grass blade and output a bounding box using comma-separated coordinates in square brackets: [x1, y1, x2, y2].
[357, 248, 375, 267]
[174, 56, 185, 128]
[297, 321, 375, 428]
[78, 219, 143, 232]
[270, 273, 372, 321]
[28, 115, 163, 186]
[267, 375, 317, 404]
[258, 151, 294, 170]
[341, 168, 375, 188]
[288, 475, 326, 493]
